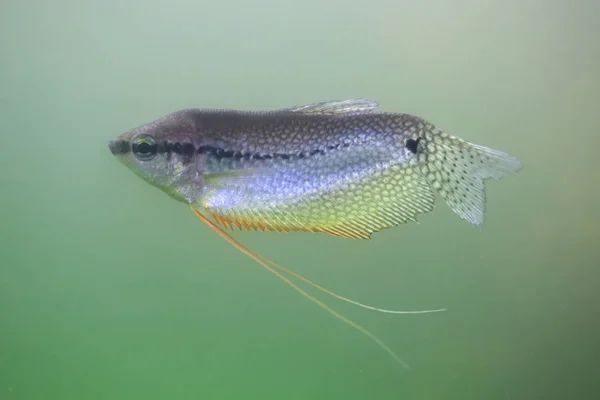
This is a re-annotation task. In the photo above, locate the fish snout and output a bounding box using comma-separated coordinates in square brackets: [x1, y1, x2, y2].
[108, 140, 118, 155]
[108, 139, 130, 155]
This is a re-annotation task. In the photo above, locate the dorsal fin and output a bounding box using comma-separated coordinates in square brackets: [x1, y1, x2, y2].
[283, 98, 380, 115]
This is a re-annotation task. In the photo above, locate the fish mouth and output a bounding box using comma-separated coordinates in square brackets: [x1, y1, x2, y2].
[108, 140, 118, 155]
[108, 139, 130, 155]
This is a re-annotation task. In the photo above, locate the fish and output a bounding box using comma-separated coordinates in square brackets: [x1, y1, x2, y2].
[108, 98, 522, 367]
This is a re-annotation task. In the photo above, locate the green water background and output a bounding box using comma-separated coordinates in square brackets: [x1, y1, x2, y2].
[1, 1, 599, 399]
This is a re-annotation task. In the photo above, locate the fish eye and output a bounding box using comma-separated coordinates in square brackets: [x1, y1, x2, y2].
[132, 135, 157, 161]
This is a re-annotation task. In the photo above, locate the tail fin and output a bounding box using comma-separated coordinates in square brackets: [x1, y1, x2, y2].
[419, 131, 522, 228]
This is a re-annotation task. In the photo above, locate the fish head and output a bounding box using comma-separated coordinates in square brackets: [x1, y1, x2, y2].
[108, 112, 204, 204]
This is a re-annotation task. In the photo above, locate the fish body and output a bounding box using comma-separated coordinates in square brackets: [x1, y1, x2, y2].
[108, 98, 522, 367]
[109, 99, 521, 238]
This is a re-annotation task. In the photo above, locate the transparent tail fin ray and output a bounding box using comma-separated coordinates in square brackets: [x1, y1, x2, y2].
[423, 134, 522, 228]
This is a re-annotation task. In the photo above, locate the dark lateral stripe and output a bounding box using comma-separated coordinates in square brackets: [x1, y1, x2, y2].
[118, 140, 351, 158]
[156, 141, 195, 156]
[197, 143, 348, 161]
